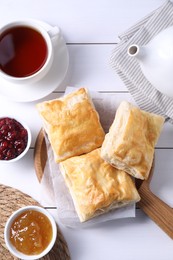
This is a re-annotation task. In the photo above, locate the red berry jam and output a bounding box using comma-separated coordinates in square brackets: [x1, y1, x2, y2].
[0, 117, 28, 160]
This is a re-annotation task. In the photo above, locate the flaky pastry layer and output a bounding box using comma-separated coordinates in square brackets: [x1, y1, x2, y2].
[60, 148, 140, 222]
[101, 101, 164, 180]
[36, 88, 105, 162]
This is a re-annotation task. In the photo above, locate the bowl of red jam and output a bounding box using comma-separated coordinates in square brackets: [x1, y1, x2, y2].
[4, 205, 57, 259]
[0, 116, 31, 162]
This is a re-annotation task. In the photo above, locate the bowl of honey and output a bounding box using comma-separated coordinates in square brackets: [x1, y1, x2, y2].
[4, 205, 57, 259]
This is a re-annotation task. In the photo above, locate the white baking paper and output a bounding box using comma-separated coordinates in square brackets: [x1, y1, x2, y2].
[39, 87, 136, 228]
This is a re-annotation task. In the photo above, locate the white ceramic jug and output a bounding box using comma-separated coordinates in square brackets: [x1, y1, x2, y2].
[127, 26, 173, 98]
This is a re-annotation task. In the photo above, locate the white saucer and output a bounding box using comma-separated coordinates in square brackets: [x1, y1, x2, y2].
[0, 22, 69, 102]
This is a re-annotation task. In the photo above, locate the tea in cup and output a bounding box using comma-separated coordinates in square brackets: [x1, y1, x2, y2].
[0, 20, 60, 85]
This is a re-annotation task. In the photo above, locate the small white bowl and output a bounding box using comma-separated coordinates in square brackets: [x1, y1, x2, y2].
[4, 205, 57, 259]
[0, 116, 31, 162]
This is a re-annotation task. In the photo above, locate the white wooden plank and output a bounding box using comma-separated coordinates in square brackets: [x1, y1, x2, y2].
[151, 149, 173, 208]
[0, 149, 41, 203]
[48, 208, 173, 260]
[0, 0, 164, 43]
[58, 44, 125, 91]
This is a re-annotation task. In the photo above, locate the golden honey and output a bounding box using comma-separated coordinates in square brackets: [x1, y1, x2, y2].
[10, 210, 53, 255]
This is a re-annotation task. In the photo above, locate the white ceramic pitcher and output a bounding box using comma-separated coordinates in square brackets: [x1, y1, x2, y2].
[127, 26, 173, 98]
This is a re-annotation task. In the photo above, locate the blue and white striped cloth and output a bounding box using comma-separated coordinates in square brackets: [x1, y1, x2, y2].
[110, 0, 173, 123]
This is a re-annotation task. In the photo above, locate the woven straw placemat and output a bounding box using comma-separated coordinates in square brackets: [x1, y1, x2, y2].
[0, 184, 70, 260]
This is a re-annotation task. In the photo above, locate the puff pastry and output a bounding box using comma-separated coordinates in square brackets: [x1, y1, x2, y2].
[101, 101, 164, 180]
[36, 88, 105, 162]
[60, 148, 140, 222]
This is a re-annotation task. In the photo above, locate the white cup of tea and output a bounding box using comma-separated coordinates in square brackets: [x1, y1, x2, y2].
[0, 19, 60, 85]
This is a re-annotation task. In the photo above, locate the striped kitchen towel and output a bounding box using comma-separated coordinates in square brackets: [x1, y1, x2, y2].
[110, 0, 173, 123]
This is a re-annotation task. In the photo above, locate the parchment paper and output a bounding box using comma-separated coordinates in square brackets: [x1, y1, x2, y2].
[39, 87, 136, 228]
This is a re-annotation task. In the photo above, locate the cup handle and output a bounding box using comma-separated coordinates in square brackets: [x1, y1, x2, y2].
[47, 26, 61, 46]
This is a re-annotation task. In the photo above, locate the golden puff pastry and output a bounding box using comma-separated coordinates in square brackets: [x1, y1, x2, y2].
[101, 101, 164, 180]
[59, 148, 140, 222]
[36, 88, 105, 163]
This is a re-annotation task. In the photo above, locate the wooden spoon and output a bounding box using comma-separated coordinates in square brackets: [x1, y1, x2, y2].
[34, 128, 173, 238]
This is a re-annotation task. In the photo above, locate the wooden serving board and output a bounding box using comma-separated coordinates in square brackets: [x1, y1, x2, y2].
[0, 183, 70, 260]
[34, 128, 173, 239]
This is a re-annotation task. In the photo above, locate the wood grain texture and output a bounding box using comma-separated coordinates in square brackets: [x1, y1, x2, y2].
[137, 160, 173, 239]
[138, 181, 173, 239]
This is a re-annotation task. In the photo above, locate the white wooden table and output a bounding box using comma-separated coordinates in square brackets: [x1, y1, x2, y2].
[1, 1, 173, 259]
